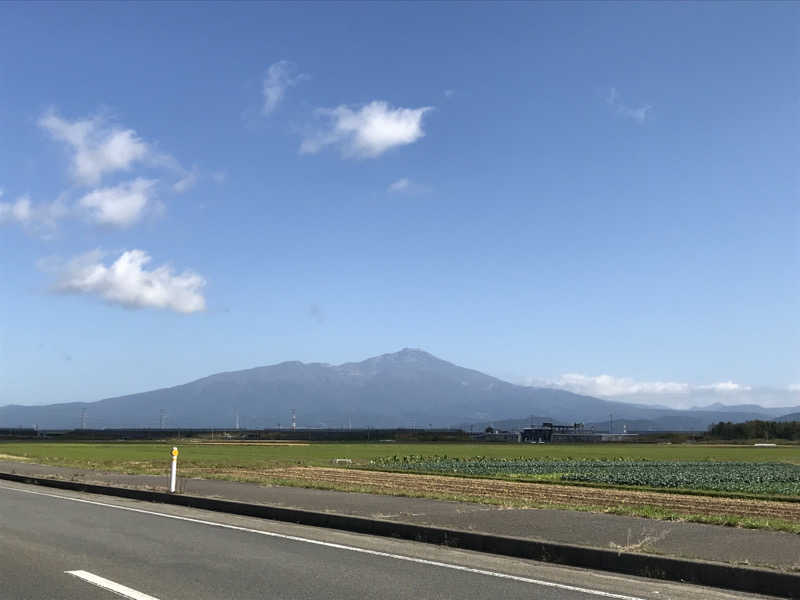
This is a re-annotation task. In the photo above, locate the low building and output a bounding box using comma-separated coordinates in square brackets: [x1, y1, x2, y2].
[520, 422, 585, 443]
[520, 422, 640, 443]
[471, 427, 519, 442]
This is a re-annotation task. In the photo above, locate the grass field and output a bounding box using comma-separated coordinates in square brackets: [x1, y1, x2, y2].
[1, 440, 799, 473]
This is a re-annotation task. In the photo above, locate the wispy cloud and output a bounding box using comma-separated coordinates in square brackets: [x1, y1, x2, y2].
[387, 177, 429, 194]
[388, 178, 410, 192]
[39, 110, 151, 184]
[697, 381, 752, 393]
[301, 101, 432, 158]
[606, 88, 651, 124]
[0, 180, 159, 233]
[0, 195, 34, 224]
[78, 178, 158, 227]
[522, 373, 753, 398]
[548, 373, 690, 397]
[172, 168, 199, 194]
[32, 109, 204, 232]
[0, 194, 69, 231]
[263, 60, 306, 115]
[43, 249, 206, 314]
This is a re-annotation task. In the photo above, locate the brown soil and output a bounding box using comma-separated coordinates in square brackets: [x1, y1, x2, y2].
[240, 466, 800, 522]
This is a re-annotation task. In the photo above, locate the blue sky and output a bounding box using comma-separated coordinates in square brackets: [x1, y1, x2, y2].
[1, 2, 798, 407]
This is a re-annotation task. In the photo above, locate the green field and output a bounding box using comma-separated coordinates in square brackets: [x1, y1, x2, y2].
[0, 440, 798, 474]
[371, 456, 800, 496]
[2, 440, 799, 533]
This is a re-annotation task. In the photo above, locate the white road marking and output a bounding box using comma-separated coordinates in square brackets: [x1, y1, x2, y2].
[2, 483, 645, 600]
[65, 570, 160, 600]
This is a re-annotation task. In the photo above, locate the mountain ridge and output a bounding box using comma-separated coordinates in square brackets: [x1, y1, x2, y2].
[1, 349, 796, 430]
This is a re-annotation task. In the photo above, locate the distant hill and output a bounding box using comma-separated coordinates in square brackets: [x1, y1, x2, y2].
[0, 349, 792, 430]
[690, 402, 800, 418]
[776, 412, 800, 422]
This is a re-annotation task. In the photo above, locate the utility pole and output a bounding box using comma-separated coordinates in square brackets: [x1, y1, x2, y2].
[235, 409, 240, 430]
[80, 408, 87, 431]
[160, 409, 167, 430]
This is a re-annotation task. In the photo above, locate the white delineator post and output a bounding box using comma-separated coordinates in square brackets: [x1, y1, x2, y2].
[169, 446, 179, 493]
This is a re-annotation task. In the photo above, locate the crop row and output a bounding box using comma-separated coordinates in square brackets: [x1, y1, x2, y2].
[368, 456, 800, 495]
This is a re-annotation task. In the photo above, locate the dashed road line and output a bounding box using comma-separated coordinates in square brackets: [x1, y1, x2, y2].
[65, 570, 161, 600]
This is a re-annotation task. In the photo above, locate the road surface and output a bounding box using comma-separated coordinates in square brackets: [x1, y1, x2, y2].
[0, 480, 777, 600]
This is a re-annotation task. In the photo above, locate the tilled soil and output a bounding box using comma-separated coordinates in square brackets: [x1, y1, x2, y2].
[239, 466, 800, 522]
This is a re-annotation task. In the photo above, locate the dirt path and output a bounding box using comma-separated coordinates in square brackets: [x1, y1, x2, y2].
[242, 466, 800, 521]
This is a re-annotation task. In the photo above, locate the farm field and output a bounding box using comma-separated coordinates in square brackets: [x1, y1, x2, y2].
[370, 456, 800, 496]
[1, 440, 798, 470]
[1, 441, 798, 532]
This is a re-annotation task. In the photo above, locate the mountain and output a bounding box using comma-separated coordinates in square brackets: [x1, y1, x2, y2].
[0, 349, 790, 430]
[0, 349, 613, 429]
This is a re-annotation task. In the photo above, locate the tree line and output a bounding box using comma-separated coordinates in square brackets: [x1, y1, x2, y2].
[708, 420, 800, 441]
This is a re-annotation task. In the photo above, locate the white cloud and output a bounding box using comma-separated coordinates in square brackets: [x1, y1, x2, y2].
[388, 178, 410, 192]
[522, 373, 758, 399]
[606, 88, 651, 124]
[263, 60, 306, 115]
[0, 195, 32, 224]
[551, 373, 690, 397]
[39, 111, 151, 184]
[78, 178, 157, 227]
[697, 381, 752, 393]
[387, 177, 430, 195]
[172, 169, 198, 194]
[619, 105, 651, 123]
[301, 101, 432, 158]
[47, 249, 206, 314]
[513, 373, 797, 408]
[0, 194, 69, 230]
[443, 89, 455, 98]
[36, 110, 204, 229]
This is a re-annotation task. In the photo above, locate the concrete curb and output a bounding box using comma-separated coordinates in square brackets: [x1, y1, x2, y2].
[1, 471, 796, 598]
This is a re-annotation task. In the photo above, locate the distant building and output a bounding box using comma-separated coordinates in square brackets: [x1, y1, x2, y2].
[519, 422, 638, 443]
[471, 427, 519, 442]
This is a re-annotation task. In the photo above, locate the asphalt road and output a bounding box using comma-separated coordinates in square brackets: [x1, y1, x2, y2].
[4, 459, 797, 572]
[0, 481, 777, 600]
